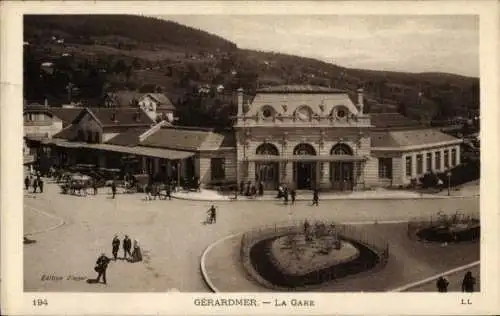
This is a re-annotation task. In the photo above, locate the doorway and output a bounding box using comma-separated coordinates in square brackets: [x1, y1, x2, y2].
[331, 162, 354, 191]
[295, 161, 316, 189]
[256, 162, 279, 190]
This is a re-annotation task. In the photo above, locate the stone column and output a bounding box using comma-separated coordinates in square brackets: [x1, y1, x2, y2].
[247, 161, 255, 183]
[320, 161, 330, 189]
[286, 161, 293, 188]
[412, 153, 417, 177]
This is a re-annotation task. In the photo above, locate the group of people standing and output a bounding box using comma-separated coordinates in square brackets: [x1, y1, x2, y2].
[277, 185, 320, 206]
[239, 181, 264, 198]
[93, 235, 143, 285]
[436, 271, 477, 292]
[24, 173, 44, 194]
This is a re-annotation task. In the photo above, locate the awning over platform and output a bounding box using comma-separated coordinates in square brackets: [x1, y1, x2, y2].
[245, 155, 367, 162]
[86, 143, 195, 160]
[43, 139, 195, 160]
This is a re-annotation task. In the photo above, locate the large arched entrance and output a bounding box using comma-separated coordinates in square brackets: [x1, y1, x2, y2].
[255, 143, 280, 190]
[293, 143, 317, 190]
[330, 143, 354, 191]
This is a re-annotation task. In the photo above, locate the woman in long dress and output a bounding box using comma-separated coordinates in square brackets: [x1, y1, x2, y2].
[131, 239, 143, 262]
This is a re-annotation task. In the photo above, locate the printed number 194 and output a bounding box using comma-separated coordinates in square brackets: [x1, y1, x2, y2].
[33, 298, 48, 306]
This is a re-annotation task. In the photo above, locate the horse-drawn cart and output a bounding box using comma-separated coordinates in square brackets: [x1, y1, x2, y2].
[59, 174, 92, 196]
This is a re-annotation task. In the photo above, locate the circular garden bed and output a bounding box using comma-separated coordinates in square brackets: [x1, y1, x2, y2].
[243, 222, 388, 290]
[410, 212, 480, 244]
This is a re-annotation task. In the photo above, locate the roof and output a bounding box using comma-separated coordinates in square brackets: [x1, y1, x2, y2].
[52, 125, 79, 140]
[105, 127, 150, 147]
[107, 91, 143, 107]
[370, 113, 422, 129]
[256, 85, 346, 94]
[371, 129, 462, 150]
[141, 126, 236, 152]
[145, 93, 175, 108]
[48, 107, 84, 126]
[86, 108, 154, 127]
[42, 139, 194, 160]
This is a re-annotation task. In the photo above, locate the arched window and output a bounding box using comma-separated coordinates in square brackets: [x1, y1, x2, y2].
[293, 143, 316, 156]
[331, 143, 353, 155]
[256, 143, 279, 155]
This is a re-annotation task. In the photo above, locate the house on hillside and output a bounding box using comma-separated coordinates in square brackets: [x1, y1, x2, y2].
[137, 93, 176, 122]
[43, 107, 155, 167]
[104, 91, 143, 108]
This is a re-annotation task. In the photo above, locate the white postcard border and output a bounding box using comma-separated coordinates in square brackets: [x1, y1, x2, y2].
[1, 1, 499, 315]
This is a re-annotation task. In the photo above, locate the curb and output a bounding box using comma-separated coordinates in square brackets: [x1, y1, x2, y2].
[24, 205, 66, 236]
[389, 261, 480, 292]
[200, 232, 243, 293]
[174, 194, 478, 202]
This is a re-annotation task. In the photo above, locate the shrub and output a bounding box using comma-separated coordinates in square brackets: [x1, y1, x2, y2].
[437, 161, 480, 187]
[419, 172, 439, 188]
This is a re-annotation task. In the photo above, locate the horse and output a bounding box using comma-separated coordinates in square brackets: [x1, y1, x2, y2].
[69, 180, 90, 196]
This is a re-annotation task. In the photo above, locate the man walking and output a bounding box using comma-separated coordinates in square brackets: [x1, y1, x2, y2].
[111, 235, 120, 260]
[312, 188, 319, 206]
[32, 178, 38, 193]
[39, 178, 44, 193]
[92, 180, 98, 195]
[123, 235, 132, 260]
[436, 276, 449, 292]
[207, 205, 217, 224]
[24, 175, 30, 191]
[461, 271, 476, 292]
[111, 180, 117, 199]
[95, 253, 110, 284]
[290, 189, 296, 205]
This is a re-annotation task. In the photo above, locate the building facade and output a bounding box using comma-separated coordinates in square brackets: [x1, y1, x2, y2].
[26, 86, 463, 192]
[234, 85, 375, 191]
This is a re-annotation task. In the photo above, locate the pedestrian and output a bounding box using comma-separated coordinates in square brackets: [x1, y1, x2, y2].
[436, 276, 449, 292]
[207, 205, 216, 224]
[283, 188, 289, 205]
[461, 271, 476, 292]
[24, 175, 30, 191]
[245, 181, 251, 197]
[111, 235, 120, 260]
[92, 180, 98, 195]
[111, 180, 116, 199]
[131, 239, 143, 262]
[32, 178, 38, 194]
[290, 189, 296, 205]
[166, 183, 172, 200]
[258, 181, 264, 196]
[94, 253, 110, 284]
[239, 181, 245, 196]
[312, 188, 319, 206]
[250, 185, 257, 197]
[39, 178, 44, 193]
[123, 235, 132, 260]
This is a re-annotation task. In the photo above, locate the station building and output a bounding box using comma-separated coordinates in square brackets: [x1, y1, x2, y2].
[26, 85, 462, 191]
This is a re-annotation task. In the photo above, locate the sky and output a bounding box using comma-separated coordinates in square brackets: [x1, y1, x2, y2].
[159, 15, 479, 77]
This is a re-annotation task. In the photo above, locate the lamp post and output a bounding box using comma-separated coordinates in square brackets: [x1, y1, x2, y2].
[447, 170, 452, 196]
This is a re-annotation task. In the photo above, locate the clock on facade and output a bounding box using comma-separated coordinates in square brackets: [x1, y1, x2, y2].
[296, 106, 312, 121]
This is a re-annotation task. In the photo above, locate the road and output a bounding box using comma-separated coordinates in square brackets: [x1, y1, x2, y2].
[23, 180, 479, 292]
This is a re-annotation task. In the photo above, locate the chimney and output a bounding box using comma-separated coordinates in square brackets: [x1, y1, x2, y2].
[237, 88, 244, 116]
[44, 98, 49, 108]
[357, 88, 364, 115]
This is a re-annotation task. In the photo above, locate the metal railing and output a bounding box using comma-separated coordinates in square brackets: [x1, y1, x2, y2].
[239, 219, 390, 290]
